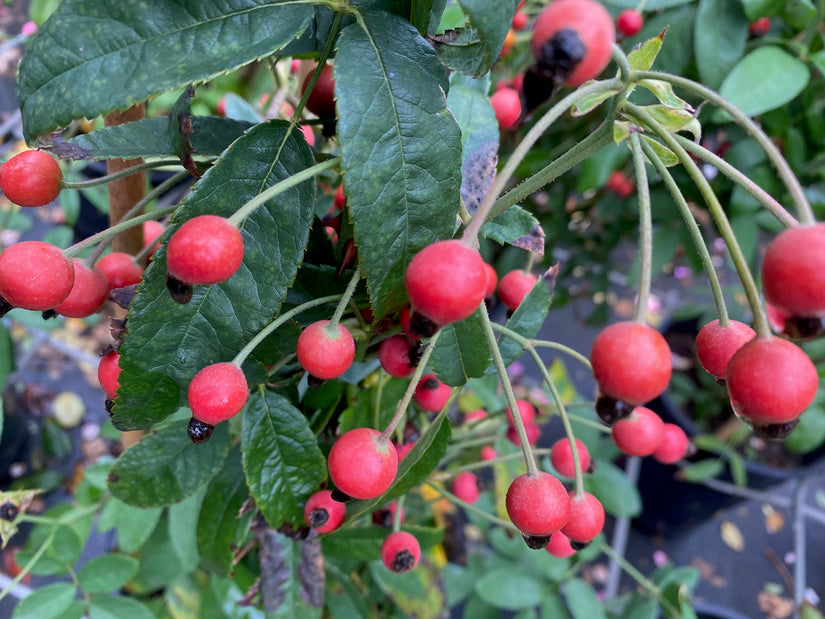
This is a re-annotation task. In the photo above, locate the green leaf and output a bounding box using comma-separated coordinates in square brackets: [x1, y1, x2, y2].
[474, 568, 544, 610]
[78, 554, 139, 594]
[719, 47, 811, 117]
[370, 559, 446, 617]
[694, 0, 748, 90]
[115, 121, 316, 429]
[258, 529, 323, 618]
[620, 598, 659, 619]
[571, 89, 621, 117]
[345, 410, 451, 520]
[740, 0, 784, 21]
[583, 459, 642, 518]
[129, 513, 186, 594]
[430, 310, 491, 386]
[242, 389, 327, 527]
[497, 272, 553, 367]
[679, 458, 725, 482]
[88, 596, 155, 619]
[447, 74, 498, 215]
[638, 80, 692, 110]
[541, 592, 571, 619]
[482, 206, 544, 253]
[448, 0, 519, 76]
[785, 406, 825, 454]
[563, 578, 607, 619]
[197, 447, 250, 575]
[643, 105, 696, 134]
[97, 499, 162, 553]
[641, 135, 679, 167]
[18, 1, 313, 141]
[168, 487, 206, 572]
[11, 583, 76, 619]
[51, 117, 253, 160]
[783, 0, 817, 28]
[108, 419, 230, 507]
[322, 525, 443, 560]
[336, 10, 462, 318]
[627, 31, 666, 72]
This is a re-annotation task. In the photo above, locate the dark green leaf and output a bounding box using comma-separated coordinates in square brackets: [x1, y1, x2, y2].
[370, 560, 446, 617]
[88, 596, 155, 619]
[571, 89, 621, 117]
[783, 0, 817, 28]
[51, 117, 253, 160]
[430, 310, 491, 386]
[621, 6, 696, 76]
[108, 419, 229, 507]
[620, 597, 659, 619]
[785, 406, 825, 454]
[168, 487, 206, 572]
[11, 583, 76, 619]
[115, 121, 316, 429]
[336, 10, 462, 318]
[694, 0, 748, 90]
[197, 447, 250, 575]
[740, 0, 784, 21]
[447, 0, 519, 76]
[497, 272, 553, 367]
[345, 411, 451, 520]
[97, 498, 162, 553]
[482, 206, 543, 252]
[77, 554, 139, 594]
[242, 390, 327, 527]
[563, 578, 607, 619]
[541, 593, 571, 619]
[18, 1, 312, 141]
[583, 459, 642, 518]
[719, 47, 810, 117]
[322, 525, 443, 560]
[679, 458, 725, 482]
[474, 568, 544, 610]
[258, 529, 323, 618]
[129, 513, 186, 594]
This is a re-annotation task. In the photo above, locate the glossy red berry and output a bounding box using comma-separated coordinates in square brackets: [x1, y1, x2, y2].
[607, 170, 633, 197]
[507, 420, 540, 446]
[381, 531, 421, 573]
[188, 362, 248, 427]
[378, 334, 415, 378]
[480, 445, 497, 461]
[506, 472, 570, 537]
[53, 259, 109, 318]
[726, 336, 818, 425]
[405, 240, 487, 329]
[749, 17, 771, 37]
[96, 252, 143, 290]
[550, 438, 590, 478]
[531, 0, 616, 87]
[452, 471, 480, 504]
[464, 409, 487, 422]
[334, 184, 346, 209]
[304, 490, 346, 533]
[167, 215, 244, 285]
[506, 399, 536, 426]
[694, 319, 755, 380]
[616, 9, 644, 37]
[512, 10, 529, 30]
[0, 241, 74, 310]
[498, 270, 538, 311]
[652, 423, 690, 464]
[611, 407, 665, 457]
[394, 442, 414, 461]
[328, 428, 398, 499]
[0, 150, 62, 207]
[142, 220, 165, 256]
[399, 307, 419, 341]
[761, 224, 825, 318]
[483, 263, 498, 298]
[303, 64, 336, 119]
[561, 491, 605, 544]
[590, 321, 672, 406]
[373, 500, 406, 527]
[414, 374, 452, 412]
[490, 87, 522, 130]
[98, 351, 122, 400]
[546, 531, 576, 558]
[297, 320, 355, 380]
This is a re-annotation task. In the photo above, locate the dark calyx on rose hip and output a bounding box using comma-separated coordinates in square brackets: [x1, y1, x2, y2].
[187, 417, 214, 443]
[595, 394, 634, 426]
[166, 274, 194, 305]
[534, 29, 586, 84]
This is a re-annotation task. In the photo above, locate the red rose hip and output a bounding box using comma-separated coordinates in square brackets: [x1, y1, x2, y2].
[96, 252, 143, 290]
[98, 350, 122, 401]
[0, 241, 74, 311]
[561, 491, 605, 544]
[652, 423, 690, 464]
[297, 320, 355, 380]
[616, 9, 644, 37]
[498, 270, 538, 311]
[328, 428, 398, 499]
[378, 334, 415, 378]
[506, 472, 570, 537]
[694, 319, 755, 381]
[187, 362, 248, 442]
[761, 224, 825, 318]
[414, 374, 452, 412]
[611, 407, 665, 457]
[54, 259, 109, 318]
[381, 531, 421, 573]
[550, 438, 590, 478]
[0, 150, 62, 207]
[304, 490, 346, 533]
[167, 215, 244, 285]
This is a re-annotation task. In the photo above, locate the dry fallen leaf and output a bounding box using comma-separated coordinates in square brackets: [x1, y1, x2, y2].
[763, 504, 785, 534]
[758, 591, 794, 619]
[720, 520, 745, 552]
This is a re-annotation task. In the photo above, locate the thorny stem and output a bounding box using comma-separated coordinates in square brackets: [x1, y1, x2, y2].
[227, 157, 340, 227]
[629, 133, 652, 324]
[624, 103, 771, 337]
[462, 78, 623, 246]
[674, 135, 798, 228]
[329, 267, 361, 328]
[640, 139, 730, 326]
[424, 482, 518, 532]
[232, 294, 344, 367]
[479, 305, 539, 477]
[61, 158, 185, 189]
[379, 330, 442, 443]
[633, 71, 815, 225]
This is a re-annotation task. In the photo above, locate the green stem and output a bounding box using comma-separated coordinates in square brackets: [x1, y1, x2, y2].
[329, 267, 361, 327]
[226, 157, 340, 227]
[633, 71, 815, 225]
[479, 305, 539, 477]
[453, 448, 553, 473]
[629, 133, 652, 324]
[492, 120, 613, 220]
[0, 528, 57, 603]
[640, 139, 729, 325]
[601, 542, 680, 618]
[61, 159, 185, 189]
[624, 102, 770, 337]
[392, 495, 406, 533]
[611, 43, 633, 84]
[373, 372, 388, 430]
[674, 135, 797, 228]
[232, 294, 344, 366]
[490, 322, 592, 369]
[462, 78, 623, 245]
[424, 482, 518, 532]
[568, 412, 612, 434]
[379, 330, 442, 443]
